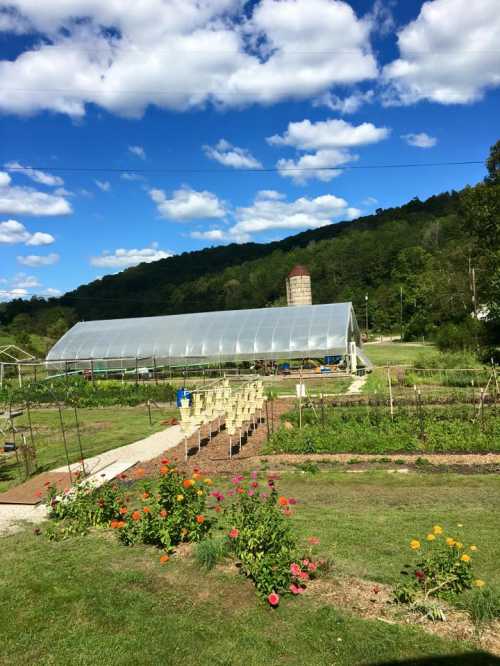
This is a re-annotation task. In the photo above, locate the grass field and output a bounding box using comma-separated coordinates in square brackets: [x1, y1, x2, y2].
[0, 470, 498, 665]
[0, 405, 176, 492]
[363, 342, 440, 367]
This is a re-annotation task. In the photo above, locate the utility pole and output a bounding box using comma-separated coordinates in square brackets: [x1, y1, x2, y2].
[400, 287, 404, 342]
[364, 294, 368, 340]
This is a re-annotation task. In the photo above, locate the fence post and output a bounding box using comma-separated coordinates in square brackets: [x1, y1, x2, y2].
[57, 405, 73, 484]
[387, 366, 394, 421]
[73, 405, 86, 477]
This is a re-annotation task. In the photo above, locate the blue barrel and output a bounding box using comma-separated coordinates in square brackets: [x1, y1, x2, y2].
[176, 388, 192, 407]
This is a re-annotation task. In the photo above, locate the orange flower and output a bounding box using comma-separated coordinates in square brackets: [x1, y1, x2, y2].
[278, 496, 289, 507]
[193, 472, 202, 481]
[160, 466, 168, 475]
[183, 479, 195, 489]
[203, 478, 213, 485]
[236, 487, 245, 494]
[196, 515, 205, 524]
[119, 507, 128, 515]
[160, 554, 169, 564]
[143, 506, 151, 514]
[135, 468, 145, 477]
[142, 492, 150, 500]
[160, 509, 168, 518]
[116, 521, 126, 529]
[131, 510, 141, 521]
[110, 520, 118, 528]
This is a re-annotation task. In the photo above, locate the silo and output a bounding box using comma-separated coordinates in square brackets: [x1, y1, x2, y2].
[286, 265, 312, 306]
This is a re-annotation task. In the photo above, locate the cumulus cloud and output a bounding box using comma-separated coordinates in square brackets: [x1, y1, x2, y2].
[383, 0, 500, 104]
[0, 0, 377, 117]
[11, 272, 41, 289]
[90, 245, 172, 268]
[0, 171, 71, 215]
[0, 287, 29, 301]
[192, 190, 360, 243]
[313, 89, 374, 114]
[95, 179, 111, 192]
[268, 118, 389, 183]
[4, 161, 64, 186]
[150, 186, 226, 221]
[402, 132, 437, 148]
[128, 145, 146, 160]
[203, 140, 262, 169]
[17, 252, 60, 267]
[0, 219, 55, 245]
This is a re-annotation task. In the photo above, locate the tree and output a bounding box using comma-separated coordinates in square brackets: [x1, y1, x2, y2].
[485, 139, 500, 184]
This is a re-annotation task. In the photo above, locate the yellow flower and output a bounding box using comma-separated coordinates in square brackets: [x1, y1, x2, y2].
[197, 490, 204, 497]
[474, 579, 486, 588]
[176, 494, 184, 502]
[426, 533, 436, 541]
[203, 478, 213, 485]
[432, 525, 443, 535]
[470, 545, 478, 552]
[446, 538, 455, 547]
[455, 542, 464, 550]
[461, 554, 471, 563]
[457, 523, 463, 528]
[410, 539, 421, 550]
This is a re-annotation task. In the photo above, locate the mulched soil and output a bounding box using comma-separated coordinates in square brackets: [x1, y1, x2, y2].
[0, 471, 72, 505]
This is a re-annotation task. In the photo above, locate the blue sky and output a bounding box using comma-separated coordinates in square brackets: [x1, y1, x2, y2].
[0, 0, 499, 300]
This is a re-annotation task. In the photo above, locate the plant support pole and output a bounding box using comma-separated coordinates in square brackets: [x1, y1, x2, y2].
[57, 405, 73, 484]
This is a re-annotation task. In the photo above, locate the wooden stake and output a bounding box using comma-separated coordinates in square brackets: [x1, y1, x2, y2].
[387, 366, 394, 420]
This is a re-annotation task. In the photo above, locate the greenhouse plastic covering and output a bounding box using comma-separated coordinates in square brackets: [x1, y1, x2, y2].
[46, 302, 360, 363]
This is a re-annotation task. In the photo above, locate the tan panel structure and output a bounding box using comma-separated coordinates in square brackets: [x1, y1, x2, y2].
[286, 265, 312, 306]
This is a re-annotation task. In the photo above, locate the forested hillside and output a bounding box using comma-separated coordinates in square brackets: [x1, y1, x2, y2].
[1, 142, 499, 356]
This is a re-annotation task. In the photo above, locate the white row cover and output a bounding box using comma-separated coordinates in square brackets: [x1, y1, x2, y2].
[46, 302, 360, 363]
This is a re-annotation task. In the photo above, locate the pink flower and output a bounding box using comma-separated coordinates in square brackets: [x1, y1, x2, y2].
[251, 471, 258, 479]
[251, 481, 258, 488]
[229, 528, 239, 539]
[289, 583, 301, 595]
[231, 475, 244, 485]
[299, 570, 309, 581]
[307, 536, 320, 545]
[290, 562, 301, 576]
[301, 559, 309, 567]
[288, 498, 297, 505]
[308, 562, 317, 573]
[227, 490, 235, 497]
[267, 592, 280, 607]
[247, 490, 254, 497]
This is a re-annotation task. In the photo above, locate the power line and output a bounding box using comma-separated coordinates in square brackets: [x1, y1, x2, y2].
[3, 160, 484, 176]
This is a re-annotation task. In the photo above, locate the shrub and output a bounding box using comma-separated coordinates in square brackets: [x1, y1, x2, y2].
[194, 536, 229, 571]
[394, 525, 483, 606]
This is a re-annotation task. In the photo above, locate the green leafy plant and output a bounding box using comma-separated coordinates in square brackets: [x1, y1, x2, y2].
[394, 526, 483, 609]
[194, 536, 229, 571]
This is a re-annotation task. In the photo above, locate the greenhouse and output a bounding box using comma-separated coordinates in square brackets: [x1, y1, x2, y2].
[46, 302, 363, 366]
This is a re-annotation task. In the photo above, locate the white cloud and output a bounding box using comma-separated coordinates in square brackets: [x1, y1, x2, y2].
[314, 89, 374, 114]
[203, 139, 262, 169]
[268, 118, 390, 150]
[383, 0, 500, 104]
[11, 272, 41, 289]
[95, 179, 111, 192]
[121, 172, 145, 182]
[17, 252, 60, 267]
[190, 229, 227, 241]
[90, 246, 172, 268]
[401, 132, 437, 148]
[4, 161, 64, 186]
[0, 0, 378, 117]
[0, 287, 29, 301]
[128, 145, 146, 160]
[150, 186, 226, 221]
[194, 190, 360, 243]
[268, 118, 389, 183]
[0, 219, 55, 245]
[0, 171, 71, 215]
[276, 150, 352, 184]
[43, 287, 62, 296]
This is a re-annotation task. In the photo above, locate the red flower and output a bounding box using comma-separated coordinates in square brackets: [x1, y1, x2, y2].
[236, 487, 245, 495]
[143, 506, 151, 514]
[229, 528, 239, 539]
[161, 458, 169, 465]
[372, 585, 380, 595]
[159, 509, 167, 518]
[44, 481, 51, 487]
[196, 515, 205, 524]
[119, 507, 128, 515]
[251, 481, 258, 488]
[131, 511, 141, 521]
[267, 592, 280, 607]
[278, 496, 288, 506]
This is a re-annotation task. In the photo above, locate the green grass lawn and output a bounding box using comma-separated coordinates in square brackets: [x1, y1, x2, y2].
[363, 342, 440, 367]
[0, 405, 176, 492]
[0, 471, 498, 665]
[265, 376, 352, 396]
